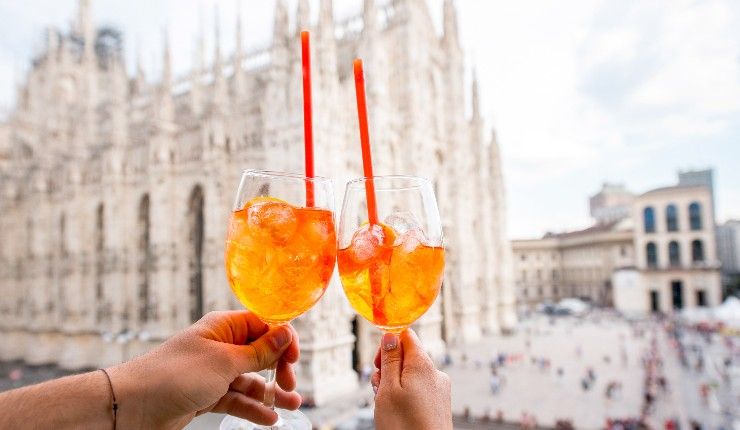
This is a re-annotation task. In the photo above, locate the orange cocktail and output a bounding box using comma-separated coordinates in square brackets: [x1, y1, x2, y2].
[225, 196, 336, 324]
[337, 222, 445, 333]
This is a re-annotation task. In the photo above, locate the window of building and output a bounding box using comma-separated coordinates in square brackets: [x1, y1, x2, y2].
[553, 286, 559, 296]
[520, 254, 526, 261]
[650, 290, 660, 312]
[668, 241, 680, 267]
[666, 204, 678, 232]
[689, 202, 702, 231]
[620, 245, 627, 257]
[643, 207, 656, 233]
[691, 239, 704, 263]
[646, 242, 658, 268]
[537, 286, 543, 297]
[696, 289, 707, 307]
[523, 288, 528, 298]
[552, 269, 559, 281]
[536, 269, 542, 280]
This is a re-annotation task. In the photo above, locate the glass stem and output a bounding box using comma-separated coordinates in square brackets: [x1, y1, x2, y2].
[263, 360, 278, 409]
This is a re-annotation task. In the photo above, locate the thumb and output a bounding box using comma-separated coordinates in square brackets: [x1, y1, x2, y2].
[233, 325, 293, 373]
[379, 332, 403, 390]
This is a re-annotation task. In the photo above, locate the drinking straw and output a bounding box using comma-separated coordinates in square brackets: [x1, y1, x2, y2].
[353, 58, 386, 326]
[301, 31, 315, 207]
[353, 58, 378, 225]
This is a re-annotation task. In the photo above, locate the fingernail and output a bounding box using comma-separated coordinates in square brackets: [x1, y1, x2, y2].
[382, 333, 398, 351]
[270, 327, 291, 349]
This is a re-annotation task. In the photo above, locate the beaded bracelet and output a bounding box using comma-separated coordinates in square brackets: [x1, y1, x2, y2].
[99, 369, 118, 430]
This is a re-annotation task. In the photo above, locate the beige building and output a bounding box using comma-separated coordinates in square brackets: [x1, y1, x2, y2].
[0, 0, 517, 405]
[614, 184, 722, 314]
[512, 218, 633, 310]
[514, 172, 722, 315]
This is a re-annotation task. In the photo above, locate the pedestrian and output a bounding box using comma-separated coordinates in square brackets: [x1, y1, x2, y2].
[489, 370, 501, 395]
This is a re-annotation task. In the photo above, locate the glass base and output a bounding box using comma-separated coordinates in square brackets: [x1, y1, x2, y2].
[219, 409, 311, 430]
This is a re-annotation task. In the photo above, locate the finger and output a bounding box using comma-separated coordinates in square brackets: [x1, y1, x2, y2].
[400, 329, 434, 369]
[371, 371, 381, 396]
[276, 358, 297, 392]
[229, 374, 302, 410]
[196, 311, 270, 344]
[228, 325, 293, 373]
[281, 324, 300, 364]
[210, 391, 279, 425]
[379, 332, 403, 390]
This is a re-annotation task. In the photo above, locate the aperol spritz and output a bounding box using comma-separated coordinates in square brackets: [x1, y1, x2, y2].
[337, 176, 444, 333]
[222, 170, 335, 430]
[226, 197, 336, 324]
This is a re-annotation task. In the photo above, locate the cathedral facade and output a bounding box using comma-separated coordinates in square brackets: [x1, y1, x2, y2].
[0, 0, 516, 405]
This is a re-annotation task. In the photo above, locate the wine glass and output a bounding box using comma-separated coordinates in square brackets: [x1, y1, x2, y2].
[337, 175, 445, 334]
[221, 170, 336, 430]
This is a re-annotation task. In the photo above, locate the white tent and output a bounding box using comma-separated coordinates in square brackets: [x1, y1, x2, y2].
[714, 296, 740, 329]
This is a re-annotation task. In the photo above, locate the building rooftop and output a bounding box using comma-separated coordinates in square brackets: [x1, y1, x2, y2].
[639, 184, 706, 196]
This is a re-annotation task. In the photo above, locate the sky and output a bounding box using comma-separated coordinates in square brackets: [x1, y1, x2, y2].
[0, 0, 739, 238]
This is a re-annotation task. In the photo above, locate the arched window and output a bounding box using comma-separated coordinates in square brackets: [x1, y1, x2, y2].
[26, 219, 34, 257]
[646, 242, 658, 268]
[95, 203, 105, 323]
[689, 202, 702, 231]
[59, 214, 66, 256]
[668, 241, 680, 267]
[691, 239, 704, 263]
[643, 207, 655, 233]
[188, 186, 205, 323]
[666, 204, 678, 232]
[58, 213, 67, 317]
[138, 194, 151, 324]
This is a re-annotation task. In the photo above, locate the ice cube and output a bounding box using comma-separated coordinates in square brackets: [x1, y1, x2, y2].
[394, 229, 424, 253]
[384, 211, 422, 236]
[247, 201, 297, 245]
[348, 223, 395, 264]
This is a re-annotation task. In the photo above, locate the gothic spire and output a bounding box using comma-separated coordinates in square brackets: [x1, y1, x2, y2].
[316, 0, 337, 78]
[76, 0, 95, 64]
[489, 128, 501, 173]
[233, 0, 244, 98]
[471, 67, 481, 120]
[273, 0, 290, 46]
[132, 40, 147, 94]
[318, 0, 334, 39]
[363, 0, 378, 35]
[211, 5, 228, 111]
[161, 27, 172, 91]
[297, 0, 310, 34]
[110, 59, 129, 148]
[443, 0, 460, 50]
[189, 8, 205, 115]
[156, 28, 174, 125]
[197, 4, 205, 73]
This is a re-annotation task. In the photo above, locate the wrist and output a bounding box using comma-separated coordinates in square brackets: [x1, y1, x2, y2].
[106, 359, 148, 428]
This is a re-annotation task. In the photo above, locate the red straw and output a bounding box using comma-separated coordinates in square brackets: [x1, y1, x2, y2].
[353, 58, 378, 225]
[353, 58, 386, 326]
[301, 31, 315, 207]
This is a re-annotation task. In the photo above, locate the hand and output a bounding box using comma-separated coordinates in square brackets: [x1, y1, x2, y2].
[371, 329, 452, 430]
[108, 311, 302, 429]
